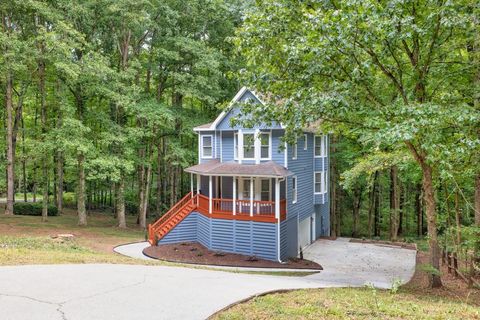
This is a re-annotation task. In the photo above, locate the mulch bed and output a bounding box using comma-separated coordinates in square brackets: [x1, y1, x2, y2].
[143, 242, 322, 270]
[349, 238, 417, 250]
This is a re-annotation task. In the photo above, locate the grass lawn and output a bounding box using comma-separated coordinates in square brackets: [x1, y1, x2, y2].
[213, 287, 480, 320]
[0, 206, 150, 265]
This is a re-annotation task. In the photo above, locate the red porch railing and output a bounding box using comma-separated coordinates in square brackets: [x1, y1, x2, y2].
[197, 194, 285, 219]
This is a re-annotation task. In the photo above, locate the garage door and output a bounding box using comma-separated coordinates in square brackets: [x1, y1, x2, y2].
[298, 216, 311, 250]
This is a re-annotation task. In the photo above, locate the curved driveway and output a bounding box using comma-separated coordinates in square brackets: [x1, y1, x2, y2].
[0, 239, 416, 320]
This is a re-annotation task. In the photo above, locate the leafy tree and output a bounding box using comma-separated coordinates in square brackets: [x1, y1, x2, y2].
[235, 0, 479, 287]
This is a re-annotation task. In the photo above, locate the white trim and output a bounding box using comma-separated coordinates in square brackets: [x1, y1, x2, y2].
[304, 134, 308, 150]
[238, 129, 243, 163]
[197, 133, 201, 164]
[292, 175, 297, 204]
[292, 142, 297, 160]
[220, 131, 223, 162]
[196, 174, 201, 194]
[214, 131, 217, 159]
[250, 176, 254, 216]
[200, 134, 214, 159]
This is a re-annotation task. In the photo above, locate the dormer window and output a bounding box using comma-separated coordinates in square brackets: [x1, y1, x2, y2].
[201, 135, 213, 158]
[243, 133, 255, 159]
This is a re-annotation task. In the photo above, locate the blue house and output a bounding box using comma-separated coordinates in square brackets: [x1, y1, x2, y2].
[148, 87, 330, 262]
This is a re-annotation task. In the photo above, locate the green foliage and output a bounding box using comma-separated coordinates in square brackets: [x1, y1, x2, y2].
[13, 202, 59, 217]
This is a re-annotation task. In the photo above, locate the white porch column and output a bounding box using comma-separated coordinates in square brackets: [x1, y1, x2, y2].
[190, 173, 193, 197]
[196, 174, 201, 194]
[275, 178, 280, 220]
[250, 177, 254, 217]
[232, 176, 237, 215]
[209, 175, 212, 214]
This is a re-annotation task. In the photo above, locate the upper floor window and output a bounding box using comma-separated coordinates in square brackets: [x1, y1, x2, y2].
[314, 171, 327, 194]
[304, 134, 308, 150]
[314, 135, 327, 157]
[243, 133, 255, 159]
[260, 133, 270, 159]
[292, 176, 297, 203]
[201, 135, 213, 158]
[292, 142, 297, 160]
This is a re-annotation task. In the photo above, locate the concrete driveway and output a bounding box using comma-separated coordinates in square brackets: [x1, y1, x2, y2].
[0, 238, 416, 320]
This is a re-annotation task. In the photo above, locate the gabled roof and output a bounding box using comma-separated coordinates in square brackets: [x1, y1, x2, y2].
[185, 159, 293, 178]
[193, 87, 268, 132]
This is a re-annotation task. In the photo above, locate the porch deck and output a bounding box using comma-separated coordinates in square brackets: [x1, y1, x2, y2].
[195, 194, 286, 223]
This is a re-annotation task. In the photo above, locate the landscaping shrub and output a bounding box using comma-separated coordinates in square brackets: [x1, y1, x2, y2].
[13, 202, 59, 216]
[62, 192, 76, 207]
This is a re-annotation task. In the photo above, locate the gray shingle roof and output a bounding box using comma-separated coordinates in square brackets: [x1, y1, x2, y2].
[185, 159, 293, 178]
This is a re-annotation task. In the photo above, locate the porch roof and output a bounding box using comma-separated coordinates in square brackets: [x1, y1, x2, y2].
[185, 159, 293, 178]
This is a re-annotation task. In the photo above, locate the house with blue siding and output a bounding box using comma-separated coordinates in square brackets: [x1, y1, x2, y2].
[148, 87, 330, 262]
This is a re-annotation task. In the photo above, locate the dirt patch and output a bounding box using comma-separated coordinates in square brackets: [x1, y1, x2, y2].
[349, 238, 417, 250]
[143, 242, 322, 270]
[403, 250, 480, 306]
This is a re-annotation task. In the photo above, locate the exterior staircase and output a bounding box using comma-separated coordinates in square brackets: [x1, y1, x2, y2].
[148, 192, 197, 245]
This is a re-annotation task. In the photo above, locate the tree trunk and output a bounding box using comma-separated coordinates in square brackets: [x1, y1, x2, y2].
[415, 183, 423, 237]
[352, 186, 362, 238]
[156, 141, 162, 214]
[454, 190, 462, 245]
[367, 171, 379, 239]
[475, 174, 480, 227]
[5, 72, 14, 215]
[117, 178, 126, 228]
[39, 53, 48, 222]
[374, 172, 381, 237]
[77, 153, 87, 226]
[421, 162, 442, 288]
[56, 151, 64, 214]
[389, 166, 400, 241]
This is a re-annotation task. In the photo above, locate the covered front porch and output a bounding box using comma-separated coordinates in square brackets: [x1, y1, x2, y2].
[186, 160, 290, 223]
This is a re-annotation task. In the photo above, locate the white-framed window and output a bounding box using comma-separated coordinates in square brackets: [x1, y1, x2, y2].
[314, 135, 327, 157]
[292, 142, 297, 160]
[292, 176, 297, 203]
[260, 132, 271, 160]
[201, 135, 213, 158]
[234, 132, 238, 159]
[243, 133, 255, 159]
[314, 171, 326, 194]
[260, 179, 271, 201]
[304, 134, 308, 150]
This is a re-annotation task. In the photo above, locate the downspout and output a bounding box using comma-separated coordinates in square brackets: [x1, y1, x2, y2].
[277, 177, 285, 263]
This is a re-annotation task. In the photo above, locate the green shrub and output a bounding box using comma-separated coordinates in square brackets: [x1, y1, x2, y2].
[13, 202, 59, 216]
[62, 192, 76, 206]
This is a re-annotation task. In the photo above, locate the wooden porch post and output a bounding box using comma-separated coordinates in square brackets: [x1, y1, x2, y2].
[209, 175, 212, 214]
[250, 177, 254, 217]
[233, 176, 236, 215]
[275, 178, 280, 220]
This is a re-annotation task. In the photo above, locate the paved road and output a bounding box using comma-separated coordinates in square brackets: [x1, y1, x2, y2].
[0, 239, 416, 320]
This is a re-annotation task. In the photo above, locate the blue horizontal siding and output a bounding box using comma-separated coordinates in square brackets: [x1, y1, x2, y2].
[158, 213, 198, 244]
[156, 211, 278, 261]
[280, 216, 298, 260]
